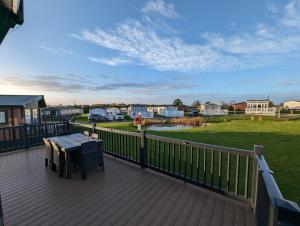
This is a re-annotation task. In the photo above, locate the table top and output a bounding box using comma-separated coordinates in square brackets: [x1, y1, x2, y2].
[48, 133, 103, 152]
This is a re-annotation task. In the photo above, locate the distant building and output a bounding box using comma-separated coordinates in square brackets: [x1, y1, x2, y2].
[106, 107, 121, 120]
[177, 105, 192, 112]
[120, 107, 128, 113]
[245, 99, 276, 116]
[157, 106, 184, 117]
[0, 95, 46, 127]
[283, 100, 300, 110]
[42, 106, 83, 121]
[198, 103, 228, 116]
[89, 108, 107, 117]
[107, 107, 120, 116]
[147, 106, 158, 113]
[0, 0, 24, 44]
[231, 102, 247, 111]
[128, 105, 153, 119]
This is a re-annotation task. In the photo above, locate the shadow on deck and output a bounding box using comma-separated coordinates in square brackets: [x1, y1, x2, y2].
[0, 146, 255, 226]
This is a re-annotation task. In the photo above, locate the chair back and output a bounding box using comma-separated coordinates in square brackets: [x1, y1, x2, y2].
[50, 140, 61, 152]
[43, 138, 52, 151]
[91, 133, 98, 139]
[81, 141, 98, 152]
[83, 131, 90, 136]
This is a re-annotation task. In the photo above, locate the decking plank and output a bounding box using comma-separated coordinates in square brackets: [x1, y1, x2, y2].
[0, 146, 256, 226]
[197, 195, 216, 226]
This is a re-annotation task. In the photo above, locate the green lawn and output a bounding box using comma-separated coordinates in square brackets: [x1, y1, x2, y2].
[95, 120, 300, 204]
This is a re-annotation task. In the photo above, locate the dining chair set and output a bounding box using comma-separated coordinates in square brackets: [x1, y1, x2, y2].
[43, 131, 104, 180]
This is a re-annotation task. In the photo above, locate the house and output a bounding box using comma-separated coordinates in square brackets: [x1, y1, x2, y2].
[231, 102, 247, 111]
[42, 106, 83, 121]
[177, 105, 192, 112]
[147, 106, 158, 113]
[89, 108, 107, 117]
[0, 95, 46, 127]
[157, 106, 184, 117]
[107, 107, 120, 117]
[0, 0, 24, 44]
[128, 104, 153, 119]
[119, 107, 128, 113]
[245, 99, 276, 116]
[198, 103, 228, 116]
[283, 100, 300, 111]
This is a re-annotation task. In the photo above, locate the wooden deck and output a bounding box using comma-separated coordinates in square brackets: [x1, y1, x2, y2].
[0, 146, 256, 226]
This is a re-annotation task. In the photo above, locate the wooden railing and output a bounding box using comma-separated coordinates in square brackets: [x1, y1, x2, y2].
[0, 122, 70, 152]
[69, 122, 300, 225]
[254, 152, 300, 226]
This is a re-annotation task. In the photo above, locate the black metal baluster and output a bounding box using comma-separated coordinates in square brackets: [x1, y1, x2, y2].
[227, 153, 231, 192]
[190, 146, 193, 180]
[218, 152, 223, 189]
[211, 150, 215, 186]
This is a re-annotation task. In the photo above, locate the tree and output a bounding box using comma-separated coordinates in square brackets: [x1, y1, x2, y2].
[173, 99, 183, 106]
[191, 100, 201, 108]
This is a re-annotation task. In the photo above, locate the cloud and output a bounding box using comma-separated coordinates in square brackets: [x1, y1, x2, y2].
[87, 56, 131, 66]
[70, 0, 300, 73]
[70, 20, 225, 73]
[281, 0, 300, 28]
[36, 44, 73, 55]
[0, 74, 194, 93]
[141, 0, 180, 18]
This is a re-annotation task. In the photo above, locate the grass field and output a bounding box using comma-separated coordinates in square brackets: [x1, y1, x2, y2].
[95, 120, 300, 204]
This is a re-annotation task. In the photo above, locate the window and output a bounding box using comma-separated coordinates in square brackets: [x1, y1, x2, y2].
[25, 109, 31, 124]
[32, 109, 38, 124]
[0, 111, 7, 124]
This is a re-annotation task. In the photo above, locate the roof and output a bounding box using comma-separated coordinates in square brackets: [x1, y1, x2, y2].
[45, 106, 81, 110]
[0, 0, 24, 44]
[0, 95, 46, 107]
[283, 100, 300, 103]
[232, 102, 247, 105]
[247, 99, 270, 102]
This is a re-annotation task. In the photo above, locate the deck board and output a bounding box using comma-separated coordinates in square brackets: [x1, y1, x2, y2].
[0, 146, 256, 226]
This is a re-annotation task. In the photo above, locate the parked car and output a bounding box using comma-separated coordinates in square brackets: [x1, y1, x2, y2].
[188, 110, 199, 117]
[88, 114, 108, 122]
[115, 113, 124, 120]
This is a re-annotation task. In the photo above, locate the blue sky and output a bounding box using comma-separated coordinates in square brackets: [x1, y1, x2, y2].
[0, 0, 300, 105]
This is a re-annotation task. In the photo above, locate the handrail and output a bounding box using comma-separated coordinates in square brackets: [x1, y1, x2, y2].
[253, 147, 300, 226]
[146, 134, 253, 157]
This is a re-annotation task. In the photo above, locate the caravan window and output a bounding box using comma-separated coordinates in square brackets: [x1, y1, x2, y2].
[0, 111, 7, 124]
[25, 109, 31, 124]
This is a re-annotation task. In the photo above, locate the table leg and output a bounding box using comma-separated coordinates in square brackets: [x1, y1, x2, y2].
[65, 152, 72, 179]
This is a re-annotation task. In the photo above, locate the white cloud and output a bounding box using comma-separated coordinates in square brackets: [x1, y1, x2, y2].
[87, 57, 131, 66]
[71, 0, 300, 73]
[36, 44, 73, 55]
[141, 0, 180, 18]
[281, 0, 300, 28]
[70, 20, 228, 72]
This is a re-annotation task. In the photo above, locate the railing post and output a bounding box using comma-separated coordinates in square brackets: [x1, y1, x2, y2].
[251, 145, 263, 210]
[23, 123, 29, 149]
[140, 130, 147, 169]
[93, 123, 96, 133]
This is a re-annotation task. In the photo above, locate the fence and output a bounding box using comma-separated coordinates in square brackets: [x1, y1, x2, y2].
[0, 122, 70, 152]
[69, 122, 300, 225]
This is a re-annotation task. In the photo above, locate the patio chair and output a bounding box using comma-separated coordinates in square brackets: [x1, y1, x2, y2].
[79, 141, 104, 180]
[43, 138, 53, 167]
[50, 141, 65, 177]
[83, 131, 90, 136]
[91, 133, 98, 139]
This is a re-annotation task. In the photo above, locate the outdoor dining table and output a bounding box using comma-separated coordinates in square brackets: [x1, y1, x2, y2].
[48, 133, 103, 179]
